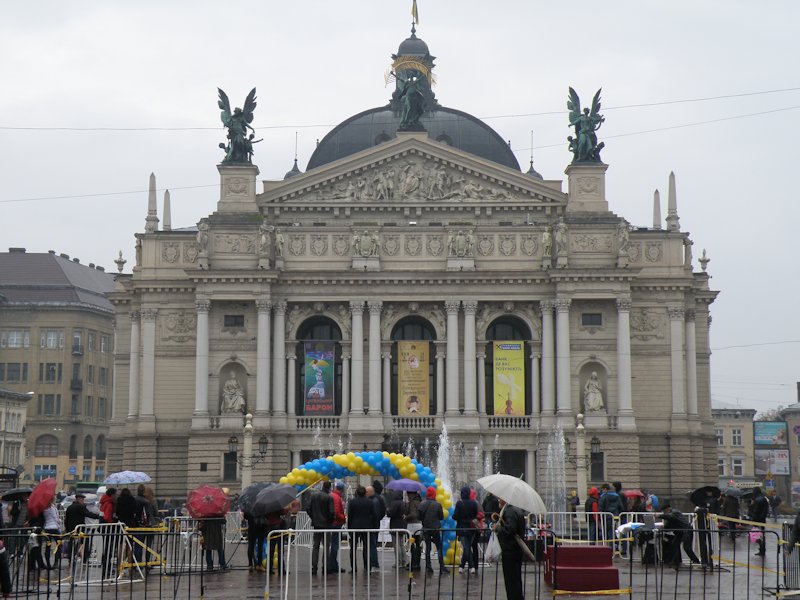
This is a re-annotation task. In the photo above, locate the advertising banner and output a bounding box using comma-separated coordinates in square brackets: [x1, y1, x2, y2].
[755, 449, 790, 475]
[754, 421, 788, 446]
[493, 341, 525, 415]
[303, 342, 335, 415]
[397, 341, 429, 415]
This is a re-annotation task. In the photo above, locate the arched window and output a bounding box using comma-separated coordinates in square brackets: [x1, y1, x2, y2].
[295, 317, 343, 416]
[484, 317, 533, 415]
[34, 435, 59, 457]
[83, 435, 93, 459]
[95, 435, 106, 460]
[390, 317, 437, 416]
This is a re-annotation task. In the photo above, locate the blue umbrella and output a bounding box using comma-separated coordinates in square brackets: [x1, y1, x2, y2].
[104, 470, 152, 485]
[386, 478, 427, 494]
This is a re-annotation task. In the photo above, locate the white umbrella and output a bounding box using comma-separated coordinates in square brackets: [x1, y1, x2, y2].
[477, 474, 547, 514]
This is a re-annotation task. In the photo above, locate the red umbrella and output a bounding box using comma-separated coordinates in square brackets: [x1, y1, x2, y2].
[28, 478, 57, 519]
[623, 489, 644, 498]
[187, 485, 230, 519]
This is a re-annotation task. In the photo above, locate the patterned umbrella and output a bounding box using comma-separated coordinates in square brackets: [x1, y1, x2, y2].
[103, 470, 152, 485]
[187, 485, 230, 519]
[28, 478, 57, 519]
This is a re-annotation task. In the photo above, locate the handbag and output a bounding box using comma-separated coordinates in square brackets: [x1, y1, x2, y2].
[748, 529, 763, 543]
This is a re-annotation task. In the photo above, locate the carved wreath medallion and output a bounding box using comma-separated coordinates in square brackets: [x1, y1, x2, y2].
[477, 235, 494, 256]
[383, 235, 400, 256]
[645, 242, 662, 262]
[405, 235, 422, 256]
[333, 235, 350, 256]
[521, 234, 538, 256]
[427, 235, 444, 256]
[499, 235, 516, 256]
[288, 235, 306, 256]
[310, 234, 328, 256]
[183, 242, 199, 263]
[162, 242, 180, 263]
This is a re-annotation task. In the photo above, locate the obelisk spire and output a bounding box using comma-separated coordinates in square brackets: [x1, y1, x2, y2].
[665, 171, 680, 231]
[162, 189, 172, 231]
[144, 172, 159, 233]
[652, 189, 662, 230]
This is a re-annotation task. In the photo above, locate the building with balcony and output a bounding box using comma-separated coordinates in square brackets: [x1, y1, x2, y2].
[0, 249, 115, 490]
[108, 25, 719, 500]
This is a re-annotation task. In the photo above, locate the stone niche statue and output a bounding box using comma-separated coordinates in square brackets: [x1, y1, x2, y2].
[258, 223, 272, 257]
[220, 369, 246, 414]
[554, 218, 569, 256]
[583, 371, 605, 412]
[447, 229, 474, 258]
[542, 229, 552, 258]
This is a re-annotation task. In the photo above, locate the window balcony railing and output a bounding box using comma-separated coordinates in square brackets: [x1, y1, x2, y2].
[71, 344, 84, 356]
[391, 416, 437, 430]
[486, 416, 532, 430]
[296, 416, 340, 431]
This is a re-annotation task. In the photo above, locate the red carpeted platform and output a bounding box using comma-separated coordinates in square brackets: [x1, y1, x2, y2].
[544, 545, 620, 592]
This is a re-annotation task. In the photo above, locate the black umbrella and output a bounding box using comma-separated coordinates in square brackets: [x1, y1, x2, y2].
[1, 487, 32, 501]
[722, 487, 743, 499]
[252, 483, 296, 517]
[238, 482, 270, 515]
[689, 485, 721, 507]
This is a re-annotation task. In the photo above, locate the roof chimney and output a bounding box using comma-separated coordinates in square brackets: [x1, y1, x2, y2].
[48, 250, 55, 254]
[72, 258, 80, 263]
[8, 247, 26, 253]
[59, 253, 69, 259]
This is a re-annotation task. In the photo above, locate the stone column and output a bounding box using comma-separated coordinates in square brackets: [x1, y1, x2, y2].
[685, 309, 698, 417]
[382, 345, 392, 416]
[445, 300, 461, 415]
[193, 301, 210, 416]
[554, 298, 572, 415]
[435, 341, 445, 417]
[286, 349, 296, 417]
[616, 297, 636, 430]
[476, 343, 487, 415]
[530, 347, 540, 414]
[525, 450, 536, 488]
[368, 301, 383, 414]
[272, 301, 287, 415]
[540, 300, 555, 416]
[668, 306, 687, 419]
[340, 343, 351, 416]
[128, 311, 141, 418]
[255, 299, 272, 415]
[350, 301, 364, 414]
[140, 308, 158, 417]
[463, 301, 478, 415]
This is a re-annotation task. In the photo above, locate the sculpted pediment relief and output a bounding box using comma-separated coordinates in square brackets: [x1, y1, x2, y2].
[260, 138, 564, 206]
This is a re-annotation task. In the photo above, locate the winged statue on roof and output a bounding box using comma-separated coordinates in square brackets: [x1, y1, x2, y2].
[567, 87, 605, 163]
[218, 87, 261, 164]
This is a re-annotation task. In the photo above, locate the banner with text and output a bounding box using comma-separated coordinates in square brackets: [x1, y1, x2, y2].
[304, 342, 335, 415]
[754, 421, 788, 446]
[397, 341, 429, 415]
[493, 341, 525, 415]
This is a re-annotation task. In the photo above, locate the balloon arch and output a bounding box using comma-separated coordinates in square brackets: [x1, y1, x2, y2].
[281, 451, 462, 563]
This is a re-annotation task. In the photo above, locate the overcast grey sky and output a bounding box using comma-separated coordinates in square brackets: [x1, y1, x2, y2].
[1, 1, 797, 413]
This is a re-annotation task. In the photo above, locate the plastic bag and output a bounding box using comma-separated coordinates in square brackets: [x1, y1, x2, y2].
[485, 532, 502, 563]
[749, 529, 763, 544]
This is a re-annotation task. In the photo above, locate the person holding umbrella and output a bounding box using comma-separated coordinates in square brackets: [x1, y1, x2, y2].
[658, 504, 701, 568]
[492, 498, 526, 600]
[750, 487, 769, 557]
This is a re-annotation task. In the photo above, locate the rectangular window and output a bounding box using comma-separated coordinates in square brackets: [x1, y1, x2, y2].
[718, 458, 726, 476]
[99, 367, 108, 386]
[581, 313, 603, 327]
[82, 465, 91, 481]
[715, 428, 724, 446]
[34, 465, 57, 482]
[5, 364, 21, 383]
[98, 398, 106, 419]
[95, 467, 105, 481]
[732, 458, 744, 477]
[44, 363, 58, 383]
[87, 365, 94, 384]
[44, 330, 63, 349]
[590, 451, 604, 482]
[0, 364, 4, 381]
[72, 363, 80, 380]
[222, 452, 238, 481]
[224, 315, 245, 328]
[88, 333, 96, 352]
[7, 330, 27, 348]
[86, 396, 93, 416]
[40, 394, 61, 416]
[732, 428, 743, 447]
[100, 335, 109, 353]
[71, 395, 80, 416]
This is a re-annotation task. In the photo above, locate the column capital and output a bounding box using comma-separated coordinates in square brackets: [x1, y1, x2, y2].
[286, 353, 297, 361]
[141, 308, 159, 321]
[195, 299, 211, 313]
[341, 352, 352, 361]
[463, 300, 479, 314]
[350, 300, 365, 315]
[685, 309, 696, 322]
[381, 351, 392, 361]
[368, 300, 383, 314]
[667, 306, 685, 320]
[255, 299, 272, 313]
[554, 297, 572, 312]
[476, 352, 486, 360]
[129, 310, 141, 323]
[539, 299, 556, 312]
[445, 300, 461, 314]
[615, 297, 632, 312]
[274, 300, 288, 315]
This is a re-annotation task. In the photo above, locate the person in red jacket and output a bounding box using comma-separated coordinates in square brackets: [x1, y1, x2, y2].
[100, 488, 117, 524]
[585, 487, 600, 543]
[327, 482, 346, 572]
[99, 488, 117, 579]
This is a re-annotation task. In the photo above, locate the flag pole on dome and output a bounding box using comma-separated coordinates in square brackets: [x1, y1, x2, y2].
[411, 0, 419, 25]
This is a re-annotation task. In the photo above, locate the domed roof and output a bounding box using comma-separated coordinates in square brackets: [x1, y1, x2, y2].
[397, 31, 429, 57]
[307, 105, 521, 171]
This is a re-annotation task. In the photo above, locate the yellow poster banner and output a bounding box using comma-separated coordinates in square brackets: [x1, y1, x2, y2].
[397, 341, 429, 416]
[493, 341, 525, 415]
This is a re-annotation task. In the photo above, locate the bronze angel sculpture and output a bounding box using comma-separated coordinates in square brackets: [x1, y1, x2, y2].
[567, 87, 605, 163]
[218, 88, 259, 164]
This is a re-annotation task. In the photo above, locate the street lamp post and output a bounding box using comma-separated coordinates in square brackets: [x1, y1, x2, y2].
[228, 413, 269, 489]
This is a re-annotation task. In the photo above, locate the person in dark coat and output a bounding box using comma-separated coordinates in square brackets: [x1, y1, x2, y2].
[386, 491, 408, 569]
[720, 493, 740, 540]
[659, 504, 701, 567]
[347, 486, 377, 572]
[452, 485, 479, 574]
[65, 494, 101, 565]
[199, 517, 227, 570]
[309, 481, 334, 575]
[418, 487, 448, 574]
[750, 487, 769, 557]
[243, 511, 268, 572]
[694, 489, 720, 569]
[367, 481, 385, 570]
[585, 487, 601, 543]
[115, 488, 138, 528]
[493, 499, 525, 600]
[786, 511, 800, 554]
[598, 483, 624, 547]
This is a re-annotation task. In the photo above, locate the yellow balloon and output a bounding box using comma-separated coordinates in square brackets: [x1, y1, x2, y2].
[434, 478, 442, 486]
[287, 475, 297, 485]
[410, 472, 419, 481]
[279, 476, 288, 485]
